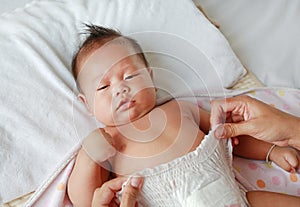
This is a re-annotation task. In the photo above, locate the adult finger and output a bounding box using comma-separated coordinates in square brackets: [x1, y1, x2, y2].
[92, 177, 127, 207]
[120, 177, 143, 207]
[210, 96, 250, 128]
[210, 99, 227, 128]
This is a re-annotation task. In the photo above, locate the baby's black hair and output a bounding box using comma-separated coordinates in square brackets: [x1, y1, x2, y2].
[72, 24, 148, 80]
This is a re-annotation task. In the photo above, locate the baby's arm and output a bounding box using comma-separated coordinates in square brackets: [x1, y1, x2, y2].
[233, 135, 271, 160]
[180, 100, 210, 133]
[198, 107, 210, 134]
[234, 136, 300, 172]
[67, 148, 110, 207]
[67, 129, 116, 207]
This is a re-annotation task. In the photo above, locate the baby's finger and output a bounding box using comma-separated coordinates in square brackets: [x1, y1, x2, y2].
[273, 156, 293, 172]
[284, 155, 299, 172]
[230, 137, 239, 147]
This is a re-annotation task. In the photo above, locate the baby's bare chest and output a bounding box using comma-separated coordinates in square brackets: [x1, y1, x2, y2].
[110, 102, 205, 175]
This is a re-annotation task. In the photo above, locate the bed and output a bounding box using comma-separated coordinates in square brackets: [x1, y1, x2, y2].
[1, 0, 299, 206]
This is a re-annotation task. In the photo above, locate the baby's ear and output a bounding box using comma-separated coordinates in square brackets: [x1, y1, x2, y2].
[78, 93, 93, 115]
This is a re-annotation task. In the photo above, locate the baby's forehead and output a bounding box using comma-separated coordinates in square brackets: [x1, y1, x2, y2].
[78, 45, 145, 81]
[85, 37, 137, 58]
[82, 40, 140, 66]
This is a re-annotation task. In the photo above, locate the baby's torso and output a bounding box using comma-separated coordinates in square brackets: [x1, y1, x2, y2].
[106, 100, 205, 175]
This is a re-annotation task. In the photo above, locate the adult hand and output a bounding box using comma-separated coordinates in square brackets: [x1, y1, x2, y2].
[210, 95, 300, 149]
[92, 176, 143, 207]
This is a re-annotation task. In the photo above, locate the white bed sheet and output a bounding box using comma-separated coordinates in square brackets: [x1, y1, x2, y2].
[194, 0, 300, 89]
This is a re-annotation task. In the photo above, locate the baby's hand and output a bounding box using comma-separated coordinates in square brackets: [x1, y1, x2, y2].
[82, 128, 116, 163]
[269, 146, 300, 172]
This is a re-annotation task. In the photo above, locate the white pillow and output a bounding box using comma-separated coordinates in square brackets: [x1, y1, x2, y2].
[0, 0, 245, 202]
[77, 0, 246, 91]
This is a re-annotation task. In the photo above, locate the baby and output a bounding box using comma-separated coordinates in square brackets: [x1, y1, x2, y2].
[67, 24, 300, 207]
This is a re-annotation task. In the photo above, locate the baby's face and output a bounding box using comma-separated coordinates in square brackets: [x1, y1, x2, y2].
[77, 43, 156, 126]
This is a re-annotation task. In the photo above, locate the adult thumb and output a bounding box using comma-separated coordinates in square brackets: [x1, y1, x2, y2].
[120, 177, 143, 207]
[214, 123, 244, 139]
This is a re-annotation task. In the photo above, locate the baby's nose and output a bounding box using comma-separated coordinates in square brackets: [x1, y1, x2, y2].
[114, 83, 130, 97]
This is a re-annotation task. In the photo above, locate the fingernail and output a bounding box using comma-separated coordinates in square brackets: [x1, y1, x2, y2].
[290, 167, 296, 174]
[215, 125, 225, 138]
[130, 177, 143, 188]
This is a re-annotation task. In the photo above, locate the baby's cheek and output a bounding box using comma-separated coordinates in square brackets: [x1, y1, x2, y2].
[94, 102, 113, 124]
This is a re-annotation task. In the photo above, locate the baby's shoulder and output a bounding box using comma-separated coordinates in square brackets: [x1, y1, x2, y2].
[157, 99, 198, 112]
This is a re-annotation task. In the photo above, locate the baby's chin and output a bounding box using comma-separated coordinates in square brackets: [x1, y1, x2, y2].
[103, 117, 135, 127]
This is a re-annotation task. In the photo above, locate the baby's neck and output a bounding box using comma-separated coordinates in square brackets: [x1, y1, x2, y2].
[104, 107, 167, 147]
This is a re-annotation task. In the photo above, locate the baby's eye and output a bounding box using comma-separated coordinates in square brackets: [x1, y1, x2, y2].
[97, 85, 109, 91]
[125, 73, 139, 80]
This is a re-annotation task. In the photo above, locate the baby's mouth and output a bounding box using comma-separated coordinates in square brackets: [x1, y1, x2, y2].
[117, 99, 135, 111]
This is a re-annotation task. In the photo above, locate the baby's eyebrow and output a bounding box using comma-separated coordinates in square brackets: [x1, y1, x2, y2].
[121, 64, 141, 73]
[120, 64, 133, 71]
[93, 72, 105, 84]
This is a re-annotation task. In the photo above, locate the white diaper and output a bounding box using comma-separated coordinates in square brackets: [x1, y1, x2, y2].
[130, 131, 249, 207]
